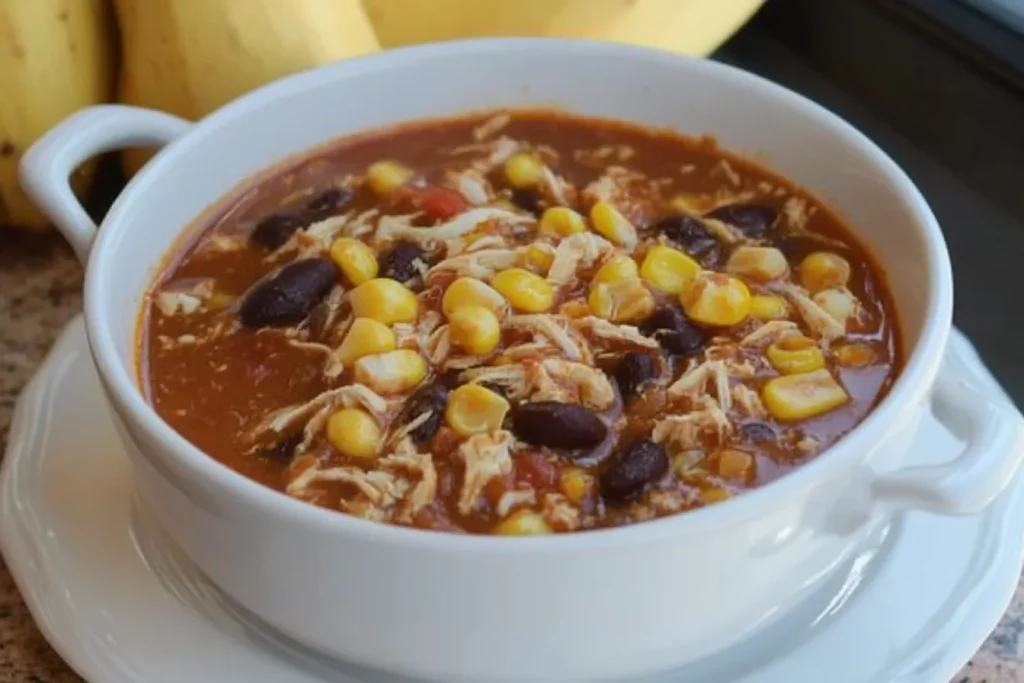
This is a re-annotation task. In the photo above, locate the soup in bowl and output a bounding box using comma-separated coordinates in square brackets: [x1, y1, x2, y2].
[21, 39, 1022, 683]
[141, 109, 901, 535]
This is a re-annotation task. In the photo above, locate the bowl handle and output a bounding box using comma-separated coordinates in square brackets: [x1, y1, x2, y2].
[20, 104, 191, 264]
[872, 343, 1024, 515]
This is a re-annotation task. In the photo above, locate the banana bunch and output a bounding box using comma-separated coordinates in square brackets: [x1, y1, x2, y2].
[0, 0, 113, 232]
[1, 0, 764, 232]
[114, 0, 380, 175]
[363, 0, 767, 58]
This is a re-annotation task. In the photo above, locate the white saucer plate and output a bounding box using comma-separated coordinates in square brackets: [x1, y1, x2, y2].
[2, 316, 1022, 683]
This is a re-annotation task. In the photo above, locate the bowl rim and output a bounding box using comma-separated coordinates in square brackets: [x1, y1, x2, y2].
[84, 37, 953, 552]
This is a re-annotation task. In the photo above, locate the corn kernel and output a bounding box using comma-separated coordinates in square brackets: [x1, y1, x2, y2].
[366, 160, 413, 196]
[813, 288, 857, 326]
[448, 305, 501, 356]
[504, 152, 546, 189]
[350, 278, 419, 324]
[725, 246, 789, 282]
[767, 335, 825, 375]
[679, 272, 751, 327]
[326, 408, 381, 460]
[336, 317, 397, 366]
[522, 243, 555, 273]
[491, 268, 554, 313]
[763, 368, 849, 421]
[329, 237, 379, 285]
[559, 467, 595, 505]
[559, 299, 591, 319]
[835, 342, 876, 367]
[800, 252, 851, 293]
[538, 206, 586, 237]
[639, 245, 701, 294]
[493, 509, 553, 535]
[589, 200, 637, 247]
[445, 383, 511, 437]
[442, 277, 507, 317]
[700, 487, 732, 505]
[353, 349, 427, 395]
[593, 255, 639, 285]
[749, 295, 789, 320]
[588, 278, 655, 323]
[716, 449, 754, 481]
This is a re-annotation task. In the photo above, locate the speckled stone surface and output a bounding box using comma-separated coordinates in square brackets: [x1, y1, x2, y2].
[0, 233, 1022, 682]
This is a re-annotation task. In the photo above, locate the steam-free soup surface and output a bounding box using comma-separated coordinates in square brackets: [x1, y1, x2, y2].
[141, 110, 900, 534]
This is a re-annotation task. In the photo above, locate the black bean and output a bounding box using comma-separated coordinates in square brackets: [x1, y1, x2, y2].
[641, 307, 707, 357]
[379, 242, 427, 285]
[613, 352, 657, 403]
[650, 214, 721, 265]
[739, 422, 777, 444]
[510, 188, 544, 216]
[599, 439, 669, 502]
[706, 203, 778, 238]
[306, 187, 355, 217]
[240, 257, 339, 328]
[511, 401, 607, 450]
[250, 211, 305, 250]
[402, 384, 449, 444]
[260, 433, 302, 461]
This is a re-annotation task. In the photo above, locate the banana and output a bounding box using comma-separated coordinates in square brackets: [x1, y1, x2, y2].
[114, 0, 380, 176]
[363, 0, 767, 57]
[0, 0, 114, 232]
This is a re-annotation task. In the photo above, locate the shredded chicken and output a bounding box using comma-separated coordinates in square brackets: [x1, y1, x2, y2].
[286, 339, 333, 355]
[496, 488, 536, 518]
[668, 360, 733, 412]
[444, 167, 491, 205]
[472, 112, 512, 141]
[539, 166, 572, 206]
[732, 384, 768, 419]
[652, 399, 733, 452]
[783, 196, 811, 231]
[381, 439, 438, 523]
[378, 207, 531, 249]
[541, 492, 581, 531]
[571, 316, 659, 349]
[649, 489, 690, 515]
[253, 384, 391, 437]
[524, 361, 574, 404]
[547, 232, 614, 285]
[700, 217, 743, 244]
[428, 247, 522, 280]
[505, 314, 588, 362]
[452, 136, 522, 174]
[342, 208, 380, 239]
[778, 283, 846, 342]
[195, 233, 245, 254]
[537, 358, 616, 410]
[740, 320, 801, 348]
[712, 159, 742, 187]
[457, 430, 514, 515]
[154, 279, 214, 316]
[425, 325, 452, 365]
[461, 365, 530, 402]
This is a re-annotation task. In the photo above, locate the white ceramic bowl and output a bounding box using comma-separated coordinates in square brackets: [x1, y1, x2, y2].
[20, 39, 1024, 683]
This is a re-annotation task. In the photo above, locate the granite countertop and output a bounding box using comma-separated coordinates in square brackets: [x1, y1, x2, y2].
[1, 233, 1022, 682]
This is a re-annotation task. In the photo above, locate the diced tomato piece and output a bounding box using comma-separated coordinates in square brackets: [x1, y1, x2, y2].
[419, 186, 467, 220]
